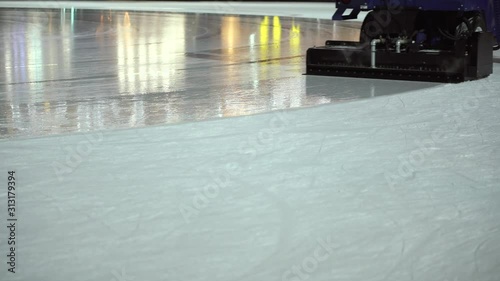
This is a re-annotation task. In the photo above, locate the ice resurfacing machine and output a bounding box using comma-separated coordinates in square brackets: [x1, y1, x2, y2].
[306, 0, 500, 82]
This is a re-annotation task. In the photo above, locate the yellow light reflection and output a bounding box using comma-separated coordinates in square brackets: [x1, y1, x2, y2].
[272, 16, 281, 61]
[221, 16, 240, 60]
[219, 16, 242, 119]
[259, 16, 269, 60]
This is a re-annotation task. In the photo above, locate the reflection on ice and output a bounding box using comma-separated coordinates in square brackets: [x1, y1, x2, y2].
[305, 76, 439, 103]
[0, 9, 438, 139]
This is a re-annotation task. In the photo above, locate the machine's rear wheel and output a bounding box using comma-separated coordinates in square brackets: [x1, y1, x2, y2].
[359, 10, 418, 45]
[359, 11, 382, 43]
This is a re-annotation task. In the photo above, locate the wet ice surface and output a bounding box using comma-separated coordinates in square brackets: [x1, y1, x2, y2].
[1, 66, 500, 281]
[1, 3, 500, 281]
[0, 8, 438, 139]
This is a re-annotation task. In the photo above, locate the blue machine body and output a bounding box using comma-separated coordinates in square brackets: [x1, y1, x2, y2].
[334, 0, 500, 44]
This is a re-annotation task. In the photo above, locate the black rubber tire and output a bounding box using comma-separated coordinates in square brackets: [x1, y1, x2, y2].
[359, 11, 380, 45]
[455, 13, 486, 38]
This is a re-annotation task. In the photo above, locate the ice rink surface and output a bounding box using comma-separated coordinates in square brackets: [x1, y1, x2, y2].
[0, 3, 433, 138]
[0, 2, 500, 281]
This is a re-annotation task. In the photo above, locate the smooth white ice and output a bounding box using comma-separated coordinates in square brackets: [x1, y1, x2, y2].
[1, 65, 500, 281]
[1, 2, 500, 281]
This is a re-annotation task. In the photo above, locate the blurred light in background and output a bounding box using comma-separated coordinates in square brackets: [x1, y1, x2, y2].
[0, 9, 342, 138]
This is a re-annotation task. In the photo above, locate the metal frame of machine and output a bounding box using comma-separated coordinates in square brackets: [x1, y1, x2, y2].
[306, 0, 500, 82]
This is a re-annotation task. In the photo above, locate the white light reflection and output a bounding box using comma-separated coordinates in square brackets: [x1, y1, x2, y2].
[118, 13, 186, 94]
[3, 23, 13, 96]
[160, 15, 186, 93]
[116, 12, 186, 124]
[270, 18, 307, 110]
[288, 21, 303, 108]
[47, 11, 59, 81]
[249, 33, 259, 90]
[290, 21, 301, 56]
[61, 8, 73, 80]
[259, 16, 270, 80]
[26, 12, 44, 100]
[71, 7, 75, 32]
